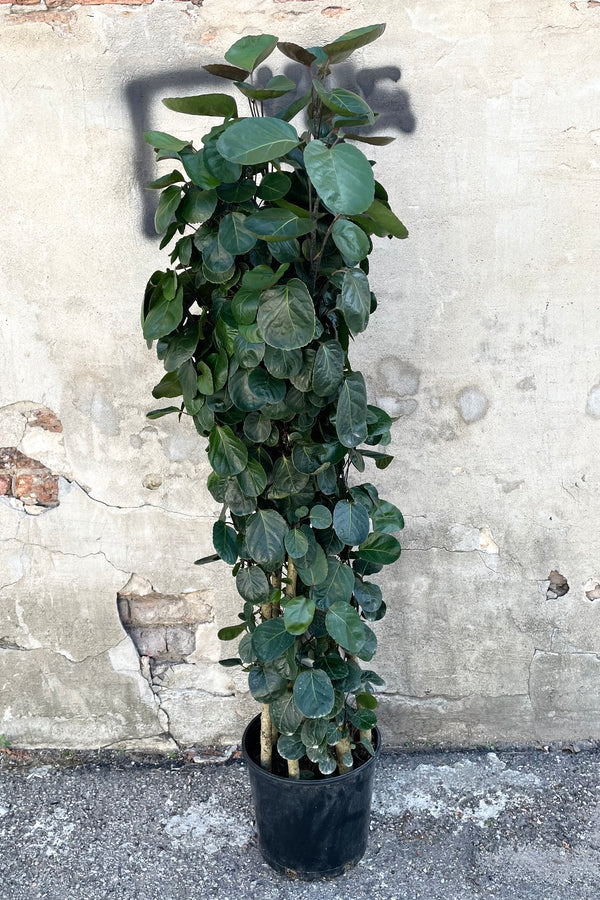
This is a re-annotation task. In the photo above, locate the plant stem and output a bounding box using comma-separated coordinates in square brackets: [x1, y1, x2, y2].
[335, 735, 353, 774]
[284, 557, 299, 779]
[260, 704, 272, 771]
[287, 759, 300, 779]
[360, 729, 372, 744]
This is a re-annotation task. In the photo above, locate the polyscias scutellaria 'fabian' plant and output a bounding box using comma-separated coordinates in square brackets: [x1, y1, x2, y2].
[142, 23, 407, 778]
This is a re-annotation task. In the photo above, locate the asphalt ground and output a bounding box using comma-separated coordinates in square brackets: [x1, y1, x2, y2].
[0, 743, 598, 900]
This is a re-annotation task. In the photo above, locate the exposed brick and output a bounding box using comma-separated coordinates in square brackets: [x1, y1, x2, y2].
[0, 474, 11, 496]
[0, 447, 59, 508]
[130, 626, 166, 657]
[166, 625, 196, 657]
[120, 590, 211, 627]
[27, 408, 63, 433]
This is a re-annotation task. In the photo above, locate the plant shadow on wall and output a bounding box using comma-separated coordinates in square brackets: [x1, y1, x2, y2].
[129, 24, 414, 880]
[126, 50, 416, 236]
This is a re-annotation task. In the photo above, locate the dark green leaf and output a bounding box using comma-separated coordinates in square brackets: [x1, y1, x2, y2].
[264, 346, 303, 379]
[295, 544, 328, 588]
[303, 140, 374, 215]
[325, 601, 366, 654]
[316, 652, 349, 682]
[270, 690, 304, 735]
[322, 23, 386, 64]
[143, 286, 184, 341]
[208, 425, 249, 476]
[217, 622, 246, 641]
[271, 456, 309, 497]
[258, 279, 315, 350]
[336, 372, 368, 448]
[342, 133, 395, 146]
[311, 558, 355, 610]
[371, 500, 404, 533]
[312, 80, 375, 124]
[217, 117, 300, 165]
[217, 180, 255, 202]
[301, 717, 328, 748]
[246, 509, 289, 569]
[213, 520, 239, 565]
[348, 707, 377, 729]
[277, 41, 316, 66]
[162, 93, 238, 118]
[363, 199, 408, 239]
[146, 406, 180, 419]
[203, 140, 243, 183]
[219, 213, 257, 256]
[338, 268, 370, 335]
[146, 170, 184, 189]
[237, 458, 267, 497]
[243, 263, 289, 291]
[154, 185, 181, 234]
[247, 369, 286, 405]
[312, 340, 345, 397]
[333, 500, 370, 546]
[252, 618, 295, 663]
[283, 594, 316, 635]
[293, 669, 335, 718]
[245, 209, 314, 243]
[203, 63, 250, 81]
[291, 443, 324, 475]
[236, 565, 270, 603]
[152, 371, 182, 399]
[224, 33, 278, 72]
[257, 172, 292, 201]
[357, 532, 402, 565]
[353, 579, 382, 613]
[243, 412, 271, 443]
[248, 665, 288, 702]
[356, 624, 377, 661]
[285, 528, 309, 559]
[332, 219, 370, 264]
[233, 334, 265, 369]
[179, 149, 220, 189]
[310, 504, 332, 530]
[232, 288, 260, 326]
[203, 233, 235, 274]
[143, 131, 190, 152]
[235, 75, 295, 100]
[277, 732, 306, 760]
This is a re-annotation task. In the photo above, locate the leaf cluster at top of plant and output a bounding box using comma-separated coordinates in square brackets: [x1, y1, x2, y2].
[141, 23, 407, 777]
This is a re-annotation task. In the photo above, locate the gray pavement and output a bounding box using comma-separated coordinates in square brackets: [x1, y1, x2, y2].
[0, 744, 598, 900]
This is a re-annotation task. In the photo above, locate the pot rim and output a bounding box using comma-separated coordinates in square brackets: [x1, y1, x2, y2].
[241, 713, 381, 786]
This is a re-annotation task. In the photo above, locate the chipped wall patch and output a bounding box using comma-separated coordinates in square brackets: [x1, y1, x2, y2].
[0, 448, 60, 514]
[457, 387, 489, 424]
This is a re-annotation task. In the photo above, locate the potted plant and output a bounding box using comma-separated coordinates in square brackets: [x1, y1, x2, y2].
[141, 22, 407, 879]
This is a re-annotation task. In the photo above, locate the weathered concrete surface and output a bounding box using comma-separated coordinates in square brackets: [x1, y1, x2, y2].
[0, 747, 598, 899]
[1, 0, 600, 748]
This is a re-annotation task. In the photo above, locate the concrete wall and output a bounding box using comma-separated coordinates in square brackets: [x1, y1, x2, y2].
[1, 0, 599, 750]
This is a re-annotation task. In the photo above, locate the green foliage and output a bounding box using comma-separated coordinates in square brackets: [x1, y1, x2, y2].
[142, 22, 408, 778]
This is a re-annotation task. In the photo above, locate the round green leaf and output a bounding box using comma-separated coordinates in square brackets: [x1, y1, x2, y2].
[311, 558, 354, 610]
[293, 669, 335, 719]
[264, 346, 303, 378]
[295, 544, 328, 588]
[371, 500, 405, 533]
[248, 665, 288, 702]
[247, 369, 286, 405]
[208, 425, 248, 476]
[252, 618, 295, 663]
[357, 532, 402, 565]
[237, 458, 268, 497]
[154, 185, 181, 234]
[233, 334, 265, 369]
[303, 140, 374, 216]
[332, 219, 370, 264]
[246, 509, 289, 569]
[243, 412, 271, 443]
[257, 279, 316, 350]
[285, 528, 309, 559]
[353, 579, 382, 613]
[283, 595, 316, 635]
[301, 717, 328, 748]
[217, 117, 300, 165]
[236, 565, 270, 603]
[203, 140, 242, 183]
[219, 213, 257, 255]
[310, 504, 333, 530]
[271, 456, 310, 497]
[333, 500, 370, 546]
[277, 732, 306, 761]
[179, 187, 217, 225]
[325, 601, 366, 655]
[143, 286, 184, 342]
[312, 80, 375, 124]
[257, 172, 292, 201]
[270, 690, 304, 735]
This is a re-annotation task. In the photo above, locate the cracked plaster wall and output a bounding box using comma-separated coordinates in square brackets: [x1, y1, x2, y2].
[1, 0, 599, 748]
